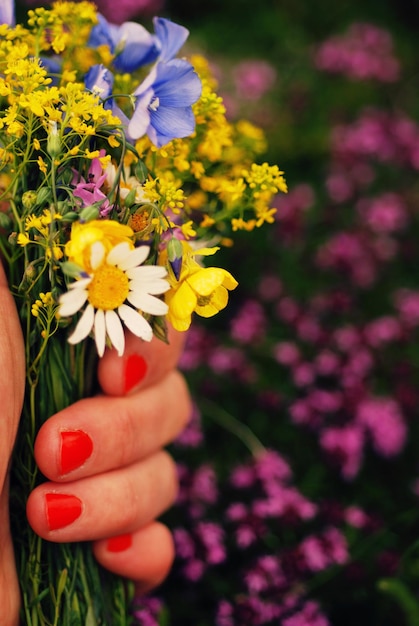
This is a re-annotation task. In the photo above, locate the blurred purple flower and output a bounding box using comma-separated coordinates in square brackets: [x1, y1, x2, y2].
[356, 396, 407, 457]
[0, 0, 14, 25]
[315, 22, 400, 82]
[233, 59, 277, 100]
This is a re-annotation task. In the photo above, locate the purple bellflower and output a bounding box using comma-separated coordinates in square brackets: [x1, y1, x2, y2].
[0, 0, 15, 26]
[127, 58, 202, 147]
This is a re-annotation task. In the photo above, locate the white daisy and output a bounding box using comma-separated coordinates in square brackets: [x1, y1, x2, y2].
[59, 241, 169, 356]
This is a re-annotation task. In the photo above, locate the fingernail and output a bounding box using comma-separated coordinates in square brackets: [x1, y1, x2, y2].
[106, 533, 133, 552]
[124, 353, 147, 393]
[45, 493, 83, 531]
[60, 430, 93, 475]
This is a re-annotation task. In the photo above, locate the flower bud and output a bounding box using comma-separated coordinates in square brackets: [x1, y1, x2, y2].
[79, 205, 100, 222]
[124, 187, 137, 208]
[36, 187, 52, 206]
[167, 237, 183, 280]
[135, 160, 148, 183]
[22, 190, 38, 210]
[47, 121, 61, 157]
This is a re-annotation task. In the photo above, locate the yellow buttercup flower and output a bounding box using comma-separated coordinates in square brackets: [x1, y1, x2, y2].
[65, 219, 135, 273]
[164, 244, 238, 331]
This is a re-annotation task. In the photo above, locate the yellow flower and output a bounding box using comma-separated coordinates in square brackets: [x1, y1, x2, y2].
[65, 219, 134, 273]
[17, 233, 31, 246]
[164, 245, 238, 331]
[37, 156, 47, 173]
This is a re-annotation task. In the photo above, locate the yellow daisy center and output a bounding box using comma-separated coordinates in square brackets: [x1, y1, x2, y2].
[87, 264, 129, 310]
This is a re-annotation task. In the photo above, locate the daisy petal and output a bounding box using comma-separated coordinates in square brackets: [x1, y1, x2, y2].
[118, 304, 153, 341]
[68, 304, 95, 345]
[118, 245, 150, 270]
[126, 265, 167, 280]
[94, 309, 106, 357]
[105, 309, 125, 356]
[106, 241, 132, 266]
[90, 241, 106, 270]
[127, 291, 168, 315]
[59, 288, 89, 317]
[129, 278, 170, 294]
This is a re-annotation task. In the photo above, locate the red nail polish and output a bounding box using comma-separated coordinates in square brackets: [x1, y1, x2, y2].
[106, 533, 133, 552]
[60, 430, 93, 475]
[45, 493, 83, 531]
[124, 354, 147, 393]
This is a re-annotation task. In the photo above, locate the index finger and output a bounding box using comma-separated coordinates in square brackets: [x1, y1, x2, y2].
[97, 325, 186, 396]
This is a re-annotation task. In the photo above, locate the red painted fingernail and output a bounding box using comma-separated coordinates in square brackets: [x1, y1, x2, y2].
[45, 493, 83, 531]
[124, 353, 147, 393]
[60, 430, 93, 475]
[106, 533, 133, 552]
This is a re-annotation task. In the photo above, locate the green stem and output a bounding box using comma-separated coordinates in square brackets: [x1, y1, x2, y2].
[199, 398, 266, 457]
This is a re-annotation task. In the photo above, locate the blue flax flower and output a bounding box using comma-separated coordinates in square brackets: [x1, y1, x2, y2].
[0, 0, 15, 26]
[88, 15, 189, 73]
[127, 59, 202, 148]
[84, 63, 114, 107]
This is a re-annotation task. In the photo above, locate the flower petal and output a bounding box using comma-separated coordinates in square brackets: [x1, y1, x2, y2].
[153, 17, 189, 63]
[129, 278, 170, 295]
[127, 291, 168, 315]
[151, 106, 196, 146]
[59, 286, 89, 317]
[196, 286, 229, 317]
[105, 309, 125, 356]
[154, 60, 202, 107]
[106, 241, 132, 266]
[127, 90, 153, 139]
[126, 265, 167, 280]
[90, 241, 106, 270]
[94, 309, 106, 357]
[67, 304, 95, 345]
[118, 245, 150, 270]
[167, 280, 197, 319]
[118, 304, 153, 341]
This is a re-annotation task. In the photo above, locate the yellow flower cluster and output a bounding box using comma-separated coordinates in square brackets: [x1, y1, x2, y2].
[131, 54, 287, 240]
[0, 1, 286, 347]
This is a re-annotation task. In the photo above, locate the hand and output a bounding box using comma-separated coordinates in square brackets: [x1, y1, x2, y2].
[27, 327, 191, 593]
[0, 262, 191, 626]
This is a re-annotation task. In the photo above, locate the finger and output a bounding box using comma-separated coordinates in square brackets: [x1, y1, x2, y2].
[26, 450, 178, 542]
[34, 370, 191, 481]
[0, 263, 25, 477]
[92, 521, 175, 594]
[97, 325, 186, 396]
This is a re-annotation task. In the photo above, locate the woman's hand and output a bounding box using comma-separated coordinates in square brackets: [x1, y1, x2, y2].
[0, 261, 191, 626]
[27, 327, 191, 594]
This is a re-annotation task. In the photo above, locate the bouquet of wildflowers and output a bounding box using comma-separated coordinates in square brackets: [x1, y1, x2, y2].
[0, 0, 286, 623]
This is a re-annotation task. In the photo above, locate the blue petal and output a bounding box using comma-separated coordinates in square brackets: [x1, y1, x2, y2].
[127, 89, 153, 139]
[154, 60, 202, 107]
[153, 17, 189, 63]
[84, 64, 114, 103]
[151, 106, 196, 147]
[0, 0, 14, 25]
[112, 22, 159, 73]
[88, 14, 116, 51]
